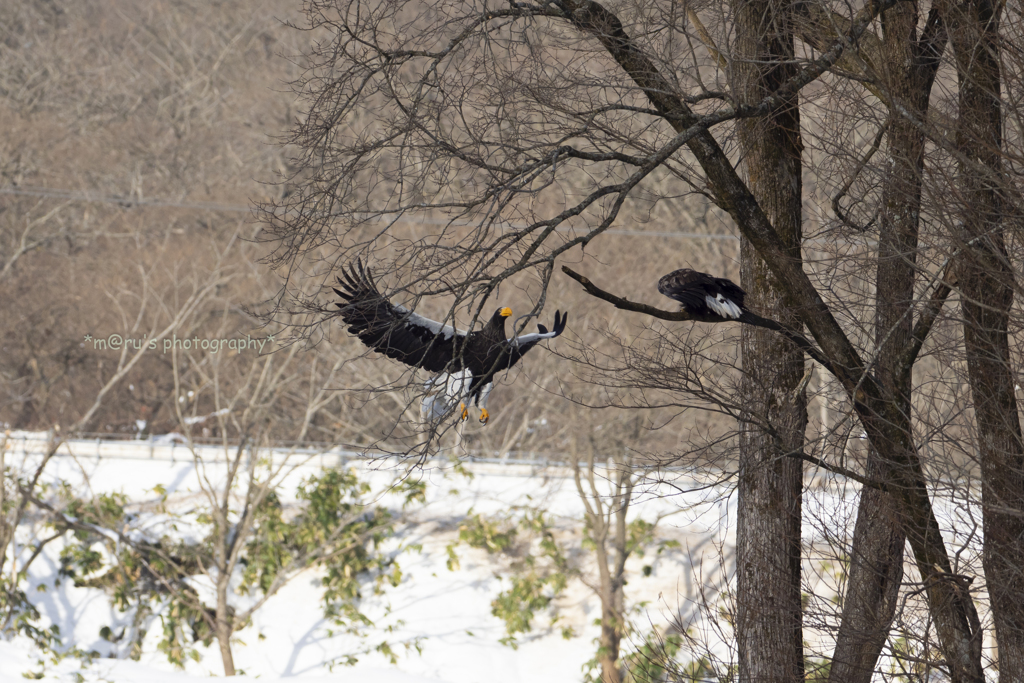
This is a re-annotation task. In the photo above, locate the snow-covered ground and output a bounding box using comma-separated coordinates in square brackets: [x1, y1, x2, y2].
[2, 434, 745, 683]
[3, 432, 996, 682]
[10, 432, 990, 682]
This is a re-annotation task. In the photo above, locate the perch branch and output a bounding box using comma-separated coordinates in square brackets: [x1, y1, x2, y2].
[561, 265, 838, 377]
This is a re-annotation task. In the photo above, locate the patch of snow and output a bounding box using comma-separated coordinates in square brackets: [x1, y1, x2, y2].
[3, 434, 922, 683]
[183, 408, 230, 425]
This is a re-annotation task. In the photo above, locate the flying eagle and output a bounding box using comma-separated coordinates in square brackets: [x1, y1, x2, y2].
[658, 268, 746, 320]
[333, 261, 567, 424]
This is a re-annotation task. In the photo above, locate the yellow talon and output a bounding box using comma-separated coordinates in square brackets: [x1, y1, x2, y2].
[479, 408, 489, 425]
[459, 403, 469, 421]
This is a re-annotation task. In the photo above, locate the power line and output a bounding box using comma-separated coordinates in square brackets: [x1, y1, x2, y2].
[0, 184, 251, 213]
[0, 184, 740, 241]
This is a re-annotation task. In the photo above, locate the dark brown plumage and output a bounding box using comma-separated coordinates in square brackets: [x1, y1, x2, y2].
[658, 268, 746, 320]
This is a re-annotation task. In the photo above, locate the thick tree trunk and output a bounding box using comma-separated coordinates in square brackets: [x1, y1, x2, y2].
[558, 3, 982, 678]
[942, 1, 1024, 678]
[732, 2, 806, 681]
[829, 6, 942, 680]
[962, 233, 1024, 682]
[829, 476, 904, 682]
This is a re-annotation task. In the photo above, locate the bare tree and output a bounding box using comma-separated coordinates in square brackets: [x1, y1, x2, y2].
[0, 243, 228, 655]
[569, 433, 682, 683]
[445, 412, 679, 683]
[942, 1, 1024, 679]
[825, 4, 946, 681]
[52, 337, 419, 675]
[264, 0, 1024, 680]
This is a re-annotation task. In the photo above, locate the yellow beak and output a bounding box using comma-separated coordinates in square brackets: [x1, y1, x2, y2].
[499, 307, 512, 317]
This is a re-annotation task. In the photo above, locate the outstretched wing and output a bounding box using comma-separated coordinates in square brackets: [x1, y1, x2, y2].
[333, 260, 462, 373]
[510, 310, 568, 353]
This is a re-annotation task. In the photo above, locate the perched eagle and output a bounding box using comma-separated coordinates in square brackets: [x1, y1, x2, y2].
[334, 261, 567, 424]
[658, 268, 746, 320]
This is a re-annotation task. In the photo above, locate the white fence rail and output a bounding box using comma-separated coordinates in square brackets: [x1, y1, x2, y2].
[5, 431, 849, 488]
[3, 430, 587, 478]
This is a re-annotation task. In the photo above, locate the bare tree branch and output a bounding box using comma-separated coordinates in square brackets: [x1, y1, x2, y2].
[560, 265, 836, 375]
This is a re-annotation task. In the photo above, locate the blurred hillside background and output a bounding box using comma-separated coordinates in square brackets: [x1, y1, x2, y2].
[0, 0, 769, 462]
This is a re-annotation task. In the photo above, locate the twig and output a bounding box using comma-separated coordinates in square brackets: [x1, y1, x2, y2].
[788, 449, 887, 491]
[685, 8, 727, 70]
[832, 121, 887, 232]
[896, 261, 958, 384]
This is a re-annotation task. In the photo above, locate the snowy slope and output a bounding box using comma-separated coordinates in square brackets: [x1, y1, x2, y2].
[3, 434, 743, 683]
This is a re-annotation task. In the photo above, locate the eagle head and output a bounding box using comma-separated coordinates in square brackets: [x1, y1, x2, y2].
[486, 307, 512, 333]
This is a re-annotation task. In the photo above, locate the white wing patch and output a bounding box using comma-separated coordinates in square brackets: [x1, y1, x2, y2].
[394, 304, 463, 339]
[510, 329, 559, 347]
[705, 294, 742, 319]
